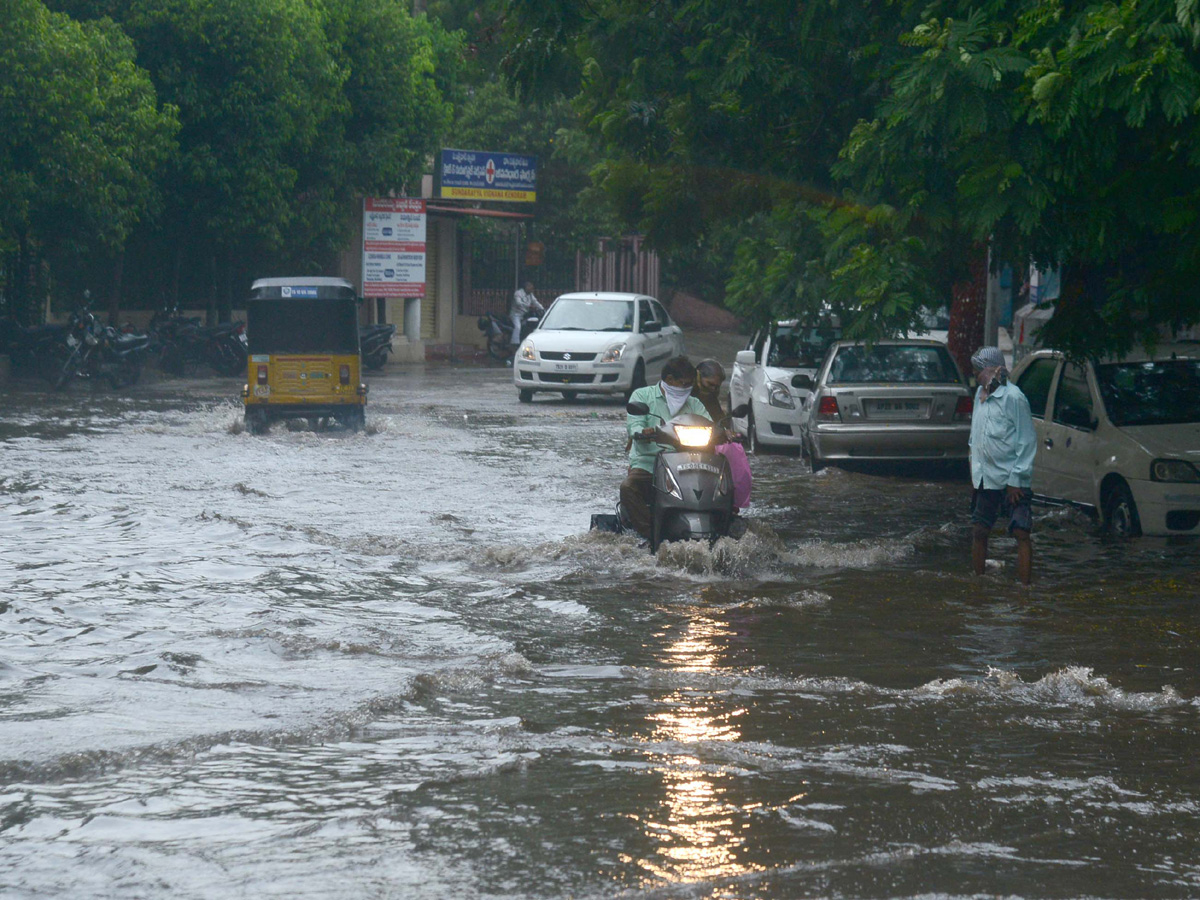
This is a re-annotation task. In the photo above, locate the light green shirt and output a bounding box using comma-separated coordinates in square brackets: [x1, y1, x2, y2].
[626, 384, 712, 473]
[969, 382, 1036, 489]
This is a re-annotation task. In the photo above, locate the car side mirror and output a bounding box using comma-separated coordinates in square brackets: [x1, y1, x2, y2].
[735, 350, 756, 366]
[641, 321, 662, 334]
[626, 401, 650, 416]
[791, 373, 814, 391]
[728, 403, 751, 419]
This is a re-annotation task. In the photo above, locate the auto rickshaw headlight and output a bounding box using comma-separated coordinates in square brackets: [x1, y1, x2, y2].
[340, 364, 350, 385]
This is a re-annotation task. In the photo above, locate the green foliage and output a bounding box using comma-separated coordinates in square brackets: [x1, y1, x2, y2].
[35, 0, 457, 311]
[1, 0, 176, 318]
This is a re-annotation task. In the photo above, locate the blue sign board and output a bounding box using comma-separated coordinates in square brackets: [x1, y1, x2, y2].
[439, 149, 537, 202]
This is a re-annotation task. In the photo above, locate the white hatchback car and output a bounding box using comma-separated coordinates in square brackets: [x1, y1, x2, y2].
[729, 319, 841, 453]
[512, 292, 685, 402]
[1009, 346, 1200, 536]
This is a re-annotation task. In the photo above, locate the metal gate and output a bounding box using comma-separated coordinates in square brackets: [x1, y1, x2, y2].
[421, 225, 439, 340]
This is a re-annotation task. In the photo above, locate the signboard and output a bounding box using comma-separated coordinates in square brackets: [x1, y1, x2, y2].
[439, 149, 537, 202]
[362, 198, 426, 298]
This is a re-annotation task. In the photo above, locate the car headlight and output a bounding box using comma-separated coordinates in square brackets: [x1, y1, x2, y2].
[767, 381, 796, 409]
[1150, 459, 1200, 483]
[519, 340, 536, 362]
[601, 342, 626, 363]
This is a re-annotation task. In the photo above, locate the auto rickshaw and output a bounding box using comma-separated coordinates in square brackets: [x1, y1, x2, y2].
[241, 277, 368, 434]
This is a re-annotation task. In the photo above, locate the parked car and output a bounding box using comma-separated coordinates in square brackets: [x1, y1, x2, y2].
[1009, 345, 1200, 536]
[802, 339, 974, 471]
[512, 292, 685, 402]
[729, 319, 842, 453]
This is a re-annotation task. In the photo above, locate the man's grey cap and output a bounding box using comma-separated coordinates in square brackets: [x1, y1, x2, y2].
[970, 346, 1005, 371]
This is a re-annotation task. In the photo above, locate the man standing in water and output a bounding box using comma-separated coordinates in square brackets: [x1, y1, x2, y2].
[968, 345, 1036, 584]
[621, 357, 711, 540]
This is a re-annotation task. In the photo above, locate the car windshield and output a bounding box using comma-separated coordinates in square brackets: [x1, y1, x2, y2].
[768, 324, 841, 368]
[828, 344, 962, 384]
[540, 299, 633, 332]
[1095, 359, 1200, 426]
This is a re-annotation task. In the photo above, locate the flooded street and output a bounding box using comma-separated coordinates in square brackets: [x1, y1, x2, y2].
[2, 358, 1199, 899]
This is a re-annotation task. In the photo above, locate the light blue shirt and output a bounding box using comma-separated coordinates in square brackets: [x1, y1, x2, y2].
[626, 384, 711, 473]
[969, 382, 1036, 489]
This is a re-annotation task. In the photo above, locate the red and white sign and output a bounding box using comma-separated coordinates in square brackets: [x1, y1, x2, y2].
[362, 197, 426, 298]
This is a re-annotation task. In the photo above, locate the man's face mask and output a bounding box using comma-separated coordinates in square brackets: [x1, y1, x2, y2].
[975, 366, 1006, 392]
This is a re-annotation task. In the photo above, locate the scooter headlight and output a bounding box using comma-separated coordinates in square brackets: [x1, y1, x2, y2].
[663, 465, 683, 500]
[519, 340, 536, 361]
[600, 342, 626, 363]
[675, 425, 713, 447]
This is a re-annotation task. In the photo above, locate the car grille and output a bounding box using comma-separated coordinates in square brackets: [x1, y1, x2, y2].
[537, 373, 596, 384]
[540, 351, 597, 361]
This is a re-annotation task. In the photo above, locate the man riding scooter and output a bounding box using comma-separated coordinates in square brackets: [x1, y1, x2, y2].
[620, 356, 712, 540]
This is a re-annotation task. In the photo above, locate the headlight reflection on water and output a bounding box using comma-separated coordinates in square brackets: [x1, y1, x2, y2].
[637, 615, 757, 884]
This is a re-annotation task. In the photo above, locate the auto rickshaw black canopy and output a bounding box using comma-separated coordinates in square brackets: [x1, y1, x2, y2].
[246, 277, 360, 355]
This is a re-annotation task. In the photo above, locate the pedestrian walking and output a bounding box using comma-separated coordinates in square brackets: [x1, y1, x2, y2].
[968, 345, 1036, 584]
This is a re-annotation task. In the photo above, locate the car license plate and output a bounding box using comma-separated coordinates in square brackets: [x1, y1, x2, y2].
[867, 398, 928, 418]
[553, 363, 579, 371]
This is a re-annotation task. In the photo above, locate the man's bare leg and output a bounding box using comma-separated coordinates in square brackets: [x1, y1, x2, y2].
[1014, 529, 1032, 585]
[972, 524, 990, 576]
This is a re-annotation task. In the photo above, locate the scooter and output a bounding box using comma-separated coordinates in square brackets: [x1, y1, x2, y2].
[359, 323, 396, 371]
[477, 311, 541, 360]
[592, 402, 751, 551]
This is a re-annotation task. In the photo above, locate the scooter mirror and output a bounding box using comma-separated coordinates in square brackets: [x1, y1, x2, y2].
[626, 401, 651, 416]
[728, 404, 751, 419]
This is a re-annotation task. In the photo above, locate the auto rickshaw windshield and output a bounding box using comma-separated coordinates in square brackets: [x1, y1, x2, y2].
[246, 300, 359, 354]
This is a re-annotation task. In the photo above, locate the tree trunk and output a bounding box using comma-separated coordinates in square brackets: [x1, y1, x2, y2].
[108, 249, 125, 326]
[947, 245, 988, 377]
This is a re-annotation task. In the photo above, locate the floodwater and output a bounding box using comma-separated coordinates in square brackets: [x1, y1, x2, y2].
[2, 363, 1199, 899]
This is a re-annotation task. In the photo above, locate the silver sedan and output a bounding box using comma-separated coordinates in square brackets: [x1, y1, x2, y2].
[801, 339, 974, 471]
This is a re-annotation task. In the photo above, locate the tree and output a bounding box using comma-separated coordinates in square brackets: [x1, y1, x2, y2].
[47, 0, 458, 315]
[818, 2, 1200, 357]
[0, 0, 176, 322]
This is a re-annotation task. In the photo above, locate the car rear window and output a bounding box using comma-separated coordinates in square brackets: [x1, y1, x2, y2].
[827, 345, 962, 384]
[1095, 359, 1200, 425]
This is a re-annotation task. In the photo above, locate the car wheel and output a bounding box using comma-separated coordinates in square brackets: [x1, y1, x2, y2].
[518, 389, 533, 403]
[807, 437, 825, 473]
[1103, 479, 1142, 537]
[745, 412, 759, 454]
[561, 391, 578, 401]
[625, 360, 646, 401]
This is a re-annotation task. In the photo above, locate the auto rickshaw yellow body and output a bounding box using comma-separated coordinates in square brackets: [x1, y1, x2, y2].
[241, 277, 367, 433]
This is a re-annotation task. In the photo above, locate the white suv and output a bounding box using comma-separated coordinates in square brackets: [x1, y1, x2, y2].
[1009, 346, 1200, 535]
[512, 292, 685, 402]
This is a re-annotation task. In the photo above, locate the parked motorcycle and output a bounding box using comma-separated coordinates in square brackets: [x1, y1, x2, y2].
[1, 317, 69, 382]
[359, 323, 396, 371]
[592, 402, 751, 551]
[477, 311, 541, 361]
[54, 303, 152, 391]
[151, 307, 247, 376]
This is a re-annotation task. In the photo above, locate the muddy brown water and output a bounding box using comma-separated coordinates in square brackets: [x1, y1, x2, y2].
[2, 352, 1198, 899]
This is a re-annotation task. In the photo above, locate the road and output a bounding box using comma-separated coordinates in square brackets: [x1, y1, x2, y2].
[2, 352, 1199, 899]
